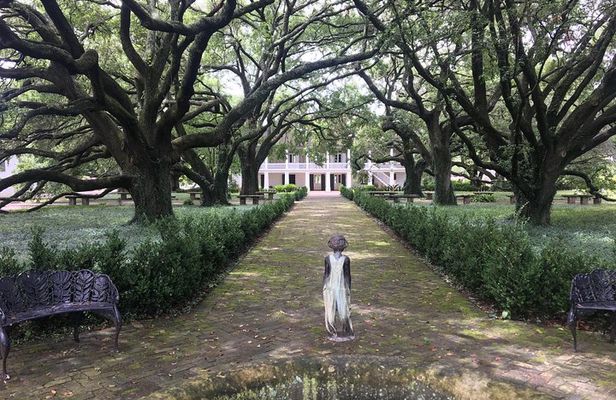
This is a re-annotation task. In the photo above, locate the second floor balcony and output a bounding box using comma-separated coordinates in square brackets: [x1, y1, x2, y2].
[260, 151, 351, 172]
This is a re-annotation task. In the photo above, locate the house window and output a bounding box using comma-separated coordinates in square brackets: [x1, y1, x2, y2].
[394, 173, 397, 180]
[334, 153, 343, 162]
[288, 154, 295, 163]
[289, 174, 296, 184]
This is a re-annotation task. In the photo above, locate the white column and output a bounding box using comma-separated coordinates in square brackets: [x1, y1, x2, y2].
[305, 154, 310, 192]
[326, 151, 330, 169]
[325, 172, 331, 192]
[284, 150, 289, 185]
[264, 157, 269, 169]
[346, 148, 352, 188]
[389, 171, 394, 185]
[264, 172, 269, 189]
[367, 149, 373, 186]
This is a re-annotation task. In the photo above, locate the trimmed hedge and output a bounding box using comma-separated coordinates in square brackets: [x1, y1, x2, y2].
[0, 195, 296, 318]
[293, 186, 308, 200]
[274, 184, 298, 193]
[349, 189, 608, 319]
[340, 185, 353, 200]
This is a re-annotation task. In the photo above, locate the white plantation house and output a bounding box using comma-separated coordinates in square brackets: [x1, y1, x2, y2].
[0, 157, 18, 197]
[254, 148, 409, 192]
[258, 150, 353, 192]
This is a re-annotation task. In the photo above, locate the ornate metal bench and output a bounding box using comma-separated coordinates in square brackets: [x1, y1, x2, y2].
[0, 269, 122, 380]
[567, 269, 616, 351]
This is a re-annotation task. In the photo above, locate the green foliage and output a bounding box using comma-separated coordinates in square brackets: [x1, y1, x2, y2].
[293, 186, 308, 200]
[0, 247, 22, 275]
[340, 185, 354, 200]
[28, 227, 58, 270]
[0, 197, 296, 319]
[422, 178, 478, 192]
[274, 184, 298, 193]
[452, 180, 476, 192]
[352, 191, 609, 319]
[421, 177, 435, 191]
[472, 193, 496, 203]
[357, 184, 377, 192]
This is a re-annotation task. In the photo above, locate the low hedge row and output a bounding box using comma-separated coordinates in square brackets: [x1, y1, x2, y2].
[348, 189, 609, 319]
[0, 195, 296, 318]
[293, 186, 308, 200]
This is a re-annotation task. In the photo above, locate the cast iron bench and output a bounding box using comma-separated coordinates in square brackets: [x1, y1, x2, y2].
[567, 269, 616, 351]
[0, 269, 122, 380]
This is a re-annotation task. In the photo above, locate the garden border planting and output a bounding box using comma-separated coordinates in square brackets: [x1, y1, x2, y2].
[342, 186, 613, 320]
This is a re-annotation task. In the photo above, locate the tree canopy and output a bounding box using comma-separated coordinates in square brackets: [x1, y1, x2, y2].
[1, 0, 615, 225]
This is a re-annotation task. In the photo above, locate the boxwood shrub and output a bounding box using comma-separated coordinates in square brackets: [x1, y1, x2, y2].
[0, 195, 296, 318]
[352, 190, 609, 319]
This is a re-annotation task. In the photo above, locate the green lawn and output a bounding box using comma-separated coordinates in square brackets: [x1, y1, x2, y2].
[419, 199, 616, 260]
[0, 204, 255, 261]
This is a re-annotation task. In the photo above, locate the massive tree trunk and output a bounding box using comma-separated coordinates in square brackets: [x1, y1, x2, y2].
[402, 153, 425, 196]
[429, 120, 456, 205]
[202, 171, 230, 206]
[512, 149, 566, 225]
[202, 139, 235, 206]
[130, 161, 174, 223]
[238, 144, 260, 195]
[515, 187, 556, 226]
[90, 114, 175, 223]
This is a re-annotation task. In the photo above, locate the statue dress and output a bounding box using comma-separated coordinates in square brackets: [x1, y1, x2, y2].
[323, 253, 354, 340]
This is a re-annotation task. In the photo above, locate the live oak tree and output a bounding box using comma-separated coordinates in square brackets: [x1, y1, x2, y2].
[0, 0, 274, 222]
[352, 2, 470, 204]
[0, 0, 374, 221]
[354, 0, 616, 224]
[175, 0, 376, 199]
[453, 0, 616, 225]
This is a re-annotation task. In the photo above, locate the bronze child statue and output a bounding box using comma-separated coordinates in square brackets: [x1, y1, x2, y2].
[323, 234, 354, 341]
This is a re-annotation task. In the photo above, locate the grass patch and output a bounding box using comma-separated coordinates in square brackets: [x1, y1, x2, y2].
[422, 203, 616, 260]
[0, 205, 256, 260]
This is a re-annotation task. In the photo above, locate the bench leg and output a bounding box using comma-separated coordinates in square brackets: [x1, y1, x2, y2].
[72, 313, 84, 343]
[0, 326, 10, 380]
[112, 305, 122, 351]
[610, 312, 616, 344]
[567, 309, 578, 351]
[240, 198, 246, 205]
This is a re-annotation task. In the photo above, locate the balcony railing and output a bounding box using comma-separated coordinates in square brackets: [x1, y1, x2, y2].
[261, 162, 349, 171]
[364, 162, 405, 170]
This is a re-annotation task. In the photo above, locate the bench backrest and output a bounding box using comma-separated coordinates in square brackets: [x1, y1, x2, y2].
[570, 269, 616, 304]
[0, 269, 119, 316]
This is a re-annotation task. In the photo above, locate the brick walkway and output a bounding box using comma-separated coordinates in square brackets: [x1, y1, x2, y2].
[3, 195, 616, 399]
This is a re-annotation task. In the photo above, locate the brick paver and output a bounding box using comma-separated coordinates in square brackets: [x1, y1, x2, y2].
[2, 195, 616, 399]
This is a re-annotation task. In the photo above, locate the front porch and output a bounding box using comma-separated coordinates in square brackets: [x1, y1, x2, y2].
[260, 171, 351, 192]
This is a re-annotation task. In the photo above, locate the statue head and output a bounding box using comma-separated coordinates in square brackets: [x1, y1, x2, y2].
[327, 235, 348, 252]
